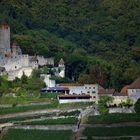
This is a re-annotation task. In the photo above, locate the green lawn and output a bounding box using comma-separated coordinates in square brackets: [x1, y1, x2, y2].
[87, 113, 140, 124]
[0, 100, 58, 115]
[0, 113, 54, 123]
[0, 96, 50, 105]
[19, 117, 78, 125]
[1, 129, 72, 140]
[83, 126, 140, 136]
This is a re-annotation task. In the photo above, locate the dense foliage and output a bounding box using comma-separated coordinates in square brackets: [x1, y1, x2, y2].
[98, 96, 113, 114]
[19, 117, 78, 125]
[84, 126, 140, 136]
[134, 99, 140, 113]
[1, 129, 72, 140]
[0, 0, 140, 89]
[87, 113, 140, 124]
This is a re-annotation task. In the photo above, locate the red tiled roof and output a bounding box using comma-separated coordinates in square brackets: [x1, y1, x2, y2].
[128, 78, 140, 89]
[120, 85, 129, 96]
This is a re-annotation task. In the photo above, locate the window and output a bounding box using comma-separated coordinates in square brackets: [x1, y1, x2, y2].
[93, 87, 95, 89]
[92, 91, 96, 93]
[85, 87, 87, 89]
[89, 87, 91, 89]
[87, 91, 90, 93]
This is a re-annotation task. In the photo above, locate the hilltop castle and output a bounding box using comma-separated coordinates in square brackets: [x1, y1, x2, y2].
[0, 23, 63, 80]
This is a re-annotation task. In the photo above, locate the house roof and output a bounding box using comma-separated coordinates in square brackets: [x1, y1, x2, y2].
[128, 77, 140, 89]
[120, 85, 129, 96]
[59, 83, 83, 87]
[113, 92, 128, 96]
[98, 85, 115, 95]
[0, 22, 9, 28]
[59, 58, 65, 65]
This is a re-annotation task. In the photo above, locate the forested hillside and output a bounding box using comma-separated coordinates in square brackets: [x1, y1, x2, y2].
[0, 0, 140, 90]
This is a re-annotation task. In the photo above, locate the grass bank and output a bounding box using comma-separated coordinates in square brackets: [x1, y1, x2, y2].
[83, 126, 140, 137]
[1, 129, 72, 140]
[18, 117, 78, 125]
[87, 113, 140, 124]
[0, 100, 58, 115]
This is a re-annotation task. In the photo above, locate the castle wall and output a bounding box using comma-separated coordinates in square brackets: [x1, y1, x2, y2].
[8, 67, 33, 80]
[4, 55, 30, 71]
[37, 56, 54, 66]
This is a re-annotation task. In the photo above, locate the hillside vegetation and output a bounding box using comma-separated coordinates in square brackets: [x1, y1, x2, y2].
[0, 0, 140, 89]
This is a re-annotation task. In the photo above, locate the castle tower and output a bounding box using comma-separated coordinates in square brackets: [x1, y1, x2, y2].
[58, 58, 65, 78]
[0, 22, 11, 57]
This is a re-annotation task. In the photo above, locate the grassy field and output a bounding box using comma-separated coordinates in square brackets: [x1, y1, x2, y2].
[83, 126, 140, 137]
[87, 113, 140, 124]
[1, 129, 72, 140]
[0, 96, 52, 105]
[18, 117, 78, 125]
[0, 100, 58, 115]
[0, 113, 55, 123]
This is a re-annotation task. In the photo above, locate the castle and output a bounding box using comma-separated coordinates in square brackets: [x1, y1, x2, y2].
[0, 23, 61, 80]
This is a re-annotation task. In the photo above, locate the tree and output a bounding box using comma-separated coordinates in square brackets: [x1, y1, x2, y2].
[21, 72, 28, 84]
[89, 65, 107, 86]
[98, 96, 114, 114]
[134, 99, 140, 113]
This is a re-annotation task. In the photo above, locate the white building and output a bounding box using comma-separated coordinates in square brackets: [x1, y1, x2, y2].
[128, 78, 140, 103]
[58, 83, 99, 103]
[40, 74, 56, 87]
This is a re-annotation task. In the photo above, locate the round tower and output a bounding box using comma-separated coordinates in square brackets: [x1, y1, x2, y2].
[0, 22, 11, 57]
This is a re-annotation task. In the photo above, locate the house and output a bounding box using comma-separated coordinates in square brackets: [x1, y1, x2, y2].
[128, 78, 140, 103]
[58, 83, 99, 103]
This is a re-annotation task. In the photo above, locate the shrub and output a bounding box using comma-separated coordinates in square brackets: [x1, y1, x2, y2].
[134, 99, 140, 113]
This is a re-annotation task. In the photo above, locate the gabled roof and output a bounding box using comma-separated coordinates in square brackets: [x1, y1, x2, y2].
[128, 77, 140, 89]
[59, 58, 64, 65]
[98, 85, 115, 95]
[120, 85, 129, 96]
